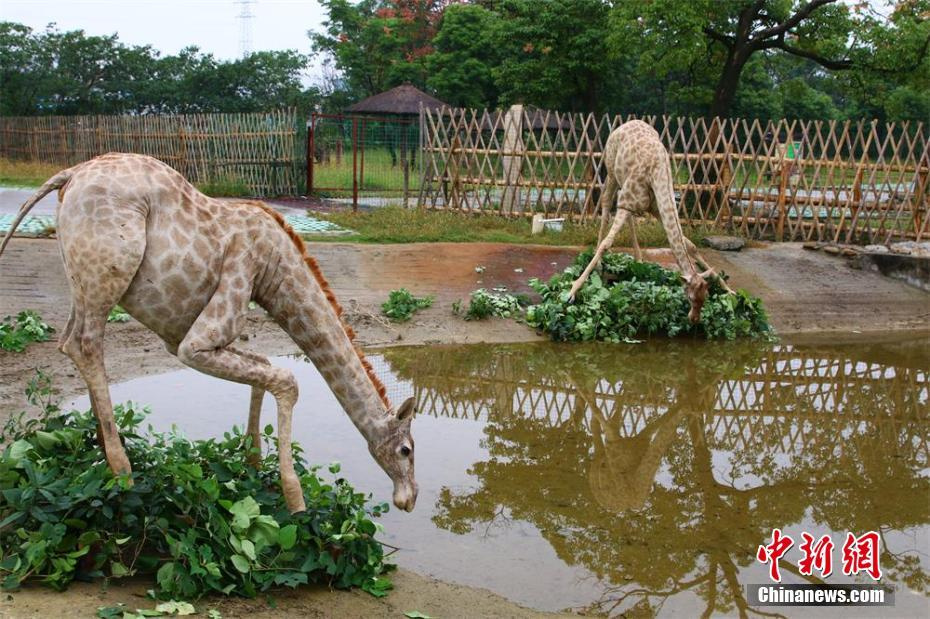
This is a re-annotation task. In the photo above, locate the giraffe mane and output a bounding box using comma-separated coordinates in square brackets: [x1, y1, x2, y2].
[244, 200, 390, 409]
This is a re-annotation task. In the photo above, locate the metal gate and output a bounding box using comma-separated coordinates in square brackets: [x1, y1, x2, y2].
[306, 113, 420, 210]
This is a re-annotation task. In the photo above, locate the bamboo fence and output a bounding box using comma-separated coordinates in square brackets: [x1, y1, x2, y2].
[375, 345, 928, 460]
[418, 106, 930, 244]
[0, 109, 301, 196]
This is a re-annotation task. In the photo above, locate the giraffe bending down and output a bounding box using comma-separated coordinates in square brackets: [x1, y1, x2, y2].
[0, 153, 418, 514]
[570, 120, 733, 322]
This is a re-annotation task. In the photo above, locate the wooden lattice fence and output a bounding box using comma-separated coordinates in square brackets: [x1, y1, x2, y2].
[0, 109, 301, 196]
[418, 106, 930, 244]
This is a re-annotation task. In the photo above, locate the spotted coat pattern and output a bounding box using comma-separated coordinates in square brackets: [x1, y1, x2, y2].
[0, 153, 419, 513]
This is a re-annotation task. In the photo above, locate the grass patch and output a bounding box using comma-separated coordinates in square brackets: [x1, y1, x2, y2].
[381, 289, 433, 322]
[196, 176, 251, 198]
[313, 149, 418, 194]
[305, 206, 717, 247]
[0, 310, 54, 352]
[0, 373, 394, 599]
[0, 158, 63, 187]
[453, 288, 528, 321]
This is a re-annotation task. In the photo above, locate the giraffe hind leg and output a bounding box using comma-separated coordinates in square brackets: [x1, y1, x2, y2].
[58, 207, 147, 479]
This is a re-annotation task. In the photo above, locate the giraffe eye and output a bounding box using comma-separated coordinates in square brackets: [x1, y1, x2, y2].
[400, 446, 411, 457]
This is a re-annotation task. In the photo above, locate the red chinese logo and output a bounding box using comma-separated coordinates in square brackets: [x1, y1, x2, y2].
[798, 532, 834, 577]
[841, 531, 882, 580]
[756, 528, 794, 582]
[756, 530, 882, 582]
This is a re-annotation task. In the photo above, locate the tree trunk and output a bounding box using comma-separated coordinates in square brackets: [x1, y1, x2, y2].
[709, 46, 750, 119]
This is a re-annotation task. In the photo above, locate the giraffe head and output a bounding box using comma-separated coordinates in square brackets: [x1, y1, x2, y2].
[369, 397, 418, 511]
[683, 273, 709, 323]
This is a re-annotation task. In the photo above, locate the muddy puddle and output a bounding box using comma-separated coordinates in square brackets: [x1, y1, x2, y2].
[72, 335, 930, 616]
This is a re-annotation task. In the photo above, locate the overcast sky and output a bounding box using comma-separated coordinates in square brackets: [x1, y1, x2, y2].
[1, 0, 327, 63]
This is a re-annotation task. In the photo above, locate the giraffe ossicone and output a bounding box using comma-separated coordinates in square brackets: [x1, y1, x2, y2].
[569, 120, 734, 322]
[0, 152, 418, 514]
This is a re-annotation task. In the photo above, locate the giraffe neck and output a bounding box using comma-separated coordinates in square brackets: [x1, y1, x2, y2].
[260, 267, 389, 445]
[651, 157, 698, 278]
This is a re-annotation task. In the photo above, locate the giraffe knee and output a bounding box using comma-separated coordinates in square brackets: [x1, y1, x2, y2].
[270, 371, 298, 405]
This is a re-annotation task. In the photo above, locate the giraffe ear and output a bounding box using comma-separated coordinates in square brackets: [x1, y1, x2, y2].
[396, 397, 416, 422]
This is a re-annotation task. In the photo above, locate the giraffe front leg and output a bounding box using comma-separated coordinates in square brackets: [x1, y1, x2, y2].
[246, 386, 265, 466]
[570, 207, 633, 301]
[684, 237, 735, 294]
[570, 181, 642, 302]
[227, 346, 272, 467]
[176, 270, 306, 513]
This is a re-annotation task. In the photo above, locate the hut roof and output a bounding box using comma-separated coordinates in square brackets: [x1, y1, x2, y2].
[345, 83, 448, 115]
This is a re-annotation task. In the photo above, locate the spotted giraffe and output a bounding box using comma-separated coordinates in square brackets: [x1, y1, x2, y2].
[0, 153, 418, 513]
[570, 120, 733, 322]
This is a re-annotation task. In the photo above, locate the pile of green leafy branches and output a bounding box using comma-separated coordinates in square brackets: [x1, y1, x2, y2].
[381, 289, 434, 322]
[525, 250, 773, 342]
[0, 374, 394, 599]
[0, 310, 54, 352]
[453, 288, 529, 321]
[107, 306, 132, 323]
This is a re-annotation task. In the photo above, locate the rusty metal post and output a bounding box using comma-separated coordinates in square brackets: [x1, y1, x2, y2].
[306, 115, 315, 195]
[352, 117, 359, 211]
[359, 118, 366, 200]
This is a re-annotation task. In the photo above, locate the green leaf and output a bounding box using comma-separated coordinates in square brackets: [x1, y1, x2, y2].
[240, 539, 256, 561]
[155, 601, 196, 615]
[156, 563, 175, 589]
[278, 524, 297, 551]
[230, 554, 251, 574]
[405, 612, 433, 619]
[110, 562, 130, 577]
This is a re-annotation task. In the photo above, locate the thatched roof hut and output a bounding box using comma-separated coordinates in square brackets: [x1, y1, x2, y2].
[345, 83, 448, 116]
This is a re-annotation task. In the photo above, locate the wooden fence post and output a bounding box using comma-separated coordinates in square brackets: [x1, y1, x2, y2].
[914, 156, 928, 242]
[776, 163, 789, 242]
[501, 104, 524, 215]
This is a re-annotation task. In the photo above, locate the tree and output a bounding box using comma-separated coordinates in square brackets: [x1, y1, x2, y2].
[611, 0, 930, 118]
[310, 0, 445, 99]
[426, 4, 502, 108]
[0, 22, 316, 116]
[492, 0, 616, 112]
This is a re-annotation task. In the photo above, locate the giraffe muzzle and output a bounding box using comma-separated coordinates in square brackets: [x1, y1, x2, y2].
[393, 482, 418, 512]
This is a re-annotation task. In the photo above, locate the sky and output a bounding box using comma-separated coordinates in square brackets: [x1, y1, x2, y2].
[0, 0, 327, 62]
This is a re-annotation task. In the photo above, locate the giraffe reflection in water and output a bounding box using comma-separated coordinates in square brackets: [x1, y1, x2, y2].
[381, 338, 930, 617]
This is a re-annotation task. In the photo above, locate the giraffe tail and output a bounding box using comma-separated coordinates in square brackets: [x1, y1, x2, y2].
[0, 168, 74, 259]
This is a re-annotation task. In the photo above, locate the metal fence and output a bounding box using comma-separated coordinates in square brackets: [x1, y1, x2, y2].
[418, 106, 930, 244]
[0, 109, 302, 197]
[307, 113, 420, 209]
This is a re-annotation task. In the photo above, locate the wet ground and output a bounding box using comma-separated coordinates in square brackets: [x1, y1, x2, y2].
[66, 334, 930, 617]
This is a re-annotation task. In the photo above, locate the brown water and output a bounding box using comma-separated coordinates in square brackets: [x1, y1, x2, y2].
[72, 336, 930, 617]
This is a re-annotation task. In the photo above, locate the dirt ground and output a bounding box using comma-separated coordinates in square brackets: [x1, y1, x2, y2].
[0, 569, 565, 619]
[1, 238, 928, 618]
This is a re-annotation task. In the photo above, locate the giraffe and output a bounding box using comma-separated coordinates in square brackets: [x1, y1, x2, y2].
[0, 153, 418, 514]
[570, 120, 733, 322]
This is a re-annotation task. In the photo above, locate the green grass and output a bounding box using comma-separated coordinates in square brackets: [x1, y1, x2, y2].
[196, 175, 251, 198]
[304, 205, 718, 247]
[313, 149, 419, 194]
[0, 158, 63, 187]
